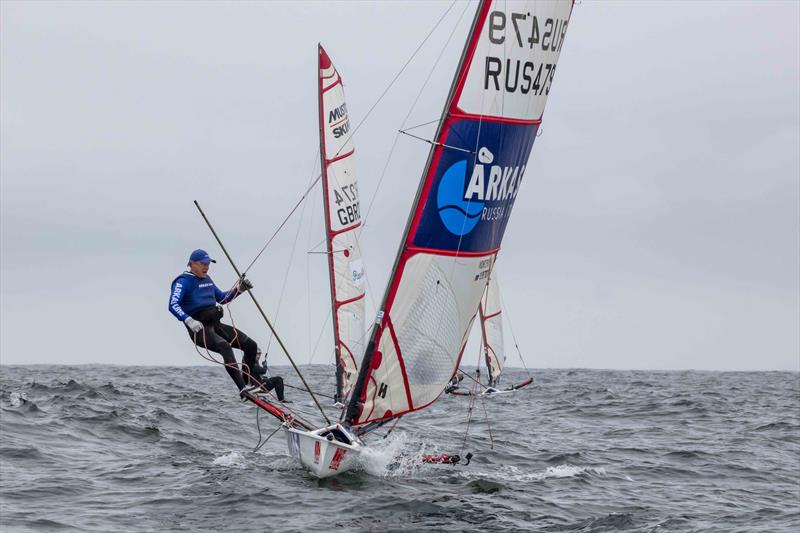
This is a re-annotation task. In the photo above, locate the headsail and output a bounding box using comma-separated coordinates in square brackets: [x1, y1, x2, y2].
[346, 0, 574, 427]
[478, 268, 504, 387]
[318, 45, 366, 404]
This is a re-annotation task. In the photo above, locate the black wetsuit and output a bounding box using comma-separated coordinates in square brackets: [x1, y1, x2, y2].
[251, 362, 286, 401]
[170, 271, 263, 391]
[187, 305, 258, 391]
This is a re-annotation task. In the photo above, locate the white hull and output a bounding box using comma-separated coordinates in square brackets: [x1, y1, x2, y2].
[482, 387, 514, 396]
[449, 386, 521, 397]
[284, 423, 363, 478]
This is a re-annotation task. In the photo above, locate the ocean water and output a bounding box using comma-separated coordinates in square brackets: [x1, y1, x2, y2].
[1, 365, 798, 532]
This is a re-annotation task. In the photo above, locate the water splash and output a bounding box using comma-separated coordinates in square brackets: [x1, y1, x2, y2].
[212, 451, 245, 468]
[357, 432, 441, 478]
[538, 464, 606, 480]
[9, 391, 27, 407]
[461, 463, 608, 483]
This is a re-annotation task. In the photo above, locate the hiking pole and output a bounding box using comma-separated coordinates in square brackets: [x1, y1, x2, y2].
[193, 200, 331, 425]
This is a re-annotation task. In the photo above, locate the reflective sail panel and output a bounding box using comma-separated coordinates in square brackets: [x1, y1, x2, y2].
[479, 269, 504, 387]
[347, 0, 573, 426]
[318, 45, 365, 403]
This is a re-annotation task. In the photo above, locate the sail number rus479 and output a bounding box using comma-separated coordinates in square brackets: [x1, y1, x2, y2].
[484, 10, 568, 95]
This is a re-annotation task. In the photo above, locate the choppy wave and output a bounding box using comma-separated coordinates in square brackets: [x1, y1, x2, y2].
[1, 365, 798, 532]
[212, 451, 246, 468]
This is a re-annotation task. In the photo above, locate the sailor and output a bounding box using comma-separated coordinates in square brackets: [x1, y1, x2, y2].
[168, 249, 262, 397]
[444, 373, 464, 394]
[251, 349, 288, 402]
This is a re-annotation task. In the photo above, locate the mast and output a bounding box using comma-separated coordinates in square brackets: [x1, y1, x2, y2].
[344, 2, 485, 426]
[317, 44, 342, 402]
[317, 45, 365, 405]
[479, 267, 504, 387]
[346, 0, 575, 427]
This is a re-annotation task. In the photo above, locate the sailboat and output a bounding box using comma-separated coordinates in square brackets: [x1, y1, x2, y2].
[243, 0, 575, 478]
[315, 45, 366, 408]
[279, 45, 367, 478]
[447, 267, 535, 397]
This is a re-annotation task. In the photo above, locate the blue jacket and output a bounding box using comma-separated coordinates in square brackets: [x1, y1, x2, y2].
[168, 272, 240, 321]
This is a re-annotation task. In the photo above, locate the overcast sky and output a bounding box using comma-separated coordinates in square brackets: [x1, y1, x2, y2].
[1, 1, 798, 371]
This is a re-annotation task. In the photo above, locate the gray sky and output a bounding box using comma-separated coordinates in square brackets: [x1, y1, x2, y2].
[1, 1, 798, 371]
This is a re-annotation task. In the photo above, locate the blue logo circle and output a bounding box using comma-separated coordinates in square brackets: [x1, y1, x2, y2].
[436, 160, 483, 236]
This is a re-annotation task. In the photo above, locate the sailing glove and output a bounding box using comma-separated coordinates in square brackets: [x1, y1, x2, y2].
[184, 317, 204, 333]
[237, 278, 254, 293]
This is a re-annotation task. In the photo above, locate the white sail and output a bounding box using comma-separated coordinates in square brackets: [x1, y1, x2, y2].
[346, 0, 574, 427]
[318, 45, 365, 403]
[479, 269, 504, 387]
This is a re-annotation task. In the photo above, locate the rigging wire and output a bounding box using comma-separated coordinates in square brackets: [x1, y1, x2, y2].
[342, 0, 475, 426]
[253, 409, 282, 453]
[478, 389, 495, 450]
[190, 325, 316, 431]
[460, 346, 482, 457]
[306, 237, 327, 254]
[213, 0, 474, 432]
[461, 307, 500, 455]
[457, 367, 486, 388]
[497, 285, 534, 378]
[283, 381, 335, 400]
[399, 117, 443, 132]
[193, 201, 330, 425]
[306, 170, 320, 361]
[382, 415, 403, 439]
[334, 0, 460, 158]
[325, 0, 473, 369]
[234, 2, 468, 405]
[242, 0, 461, 276]
[418, 1, 491, 411]
[296, 0, 475, 412]
[241, 175, 322, 276]
[359, 0, 473, 232]
[263, 147, 321, 355]
[397, 129, 475, 154]
[307, 309, 332, 365]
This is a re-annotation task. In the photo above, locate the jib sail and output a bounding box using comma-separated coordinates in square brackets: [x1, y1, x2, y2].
[346, 0, 574, 426]
[318, 44, 366, 404]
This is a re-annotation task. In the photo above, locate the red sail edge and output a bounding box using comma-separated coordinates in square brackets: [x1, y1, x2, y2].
[318, 44, 366, 405]
[346, 0, 574, 427]
[345, 3, 493, 427]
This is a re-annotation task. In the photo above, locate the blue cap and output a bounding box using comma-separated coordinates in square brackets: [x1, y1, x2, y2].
[189, 249, 216, 264]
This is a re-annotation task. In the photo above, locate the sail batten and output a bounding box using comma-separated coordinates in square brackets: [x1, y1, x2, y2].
[318, 44, 366, 404]
[346, 0, 573, 427]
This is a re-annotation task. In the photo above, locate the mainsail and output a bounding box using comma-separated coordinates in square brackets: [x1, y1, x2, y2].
[346, 0, 573, 427]
[478, 268, 504, 387]
[317, 45, 366, 404]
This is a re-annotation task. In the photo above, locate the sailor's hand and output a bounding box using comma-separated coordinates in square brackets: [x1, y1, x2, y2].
[184, 317, 204, 333]
[237, 278, 254, 293]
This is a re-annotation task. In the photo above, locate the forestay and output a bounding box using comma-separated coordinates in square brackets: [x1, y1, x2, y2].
[318, 45, 366, 404]
[346, 0, 574, 427]
[479, 268, 504, 387]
